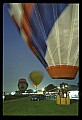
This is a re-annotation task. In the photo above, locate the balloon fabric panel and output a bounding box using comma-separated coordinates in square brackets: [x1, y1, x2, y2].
[9, 3, 79, 79]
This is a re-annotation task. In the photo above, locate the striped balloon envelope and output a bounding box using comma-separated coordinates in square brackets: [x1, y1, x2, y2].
[9, 3, 79, 79]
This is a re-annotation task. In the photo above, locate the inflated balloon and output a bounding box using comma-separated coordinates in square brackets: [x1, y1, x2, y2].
[18, 78, 28, 93]
[29, 70, 44, 88]
[9, 3, 79, 79]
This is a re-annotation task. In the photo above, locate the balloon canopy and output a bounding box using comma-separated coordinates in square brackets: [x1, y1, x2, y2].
[18, 78, 28, 93]
[9, 3, 79, 79]
[29, 70, 44, 88]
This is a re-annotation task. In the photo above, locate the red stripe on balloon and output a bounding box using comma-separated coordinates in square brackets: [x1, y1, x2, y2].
[46, 65, 79, 79]
[21, 16, 38, 56]
[22, 3, 35, 20]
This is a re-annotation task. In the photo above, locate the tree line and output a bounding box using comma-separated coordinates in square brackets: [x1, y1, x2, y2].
[14, 82, 79, 94]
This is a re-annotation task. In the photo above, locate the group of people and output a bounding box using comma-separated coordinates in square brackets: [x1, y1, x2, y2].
[58, 90, 68, 98]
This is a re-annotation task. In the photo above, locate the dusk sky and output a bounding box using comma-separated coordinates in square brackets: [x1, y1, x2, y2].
[3, 3, 79, 94]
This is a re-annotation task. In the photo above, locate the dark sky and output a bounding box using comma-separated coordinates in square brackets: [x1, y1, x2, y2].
[3, 3, 79, 94]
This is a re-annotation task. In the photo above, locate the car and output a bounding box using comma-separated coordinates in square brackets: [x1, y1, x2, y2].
[31, 94, 46, 101]
[67, 90, 79, 100]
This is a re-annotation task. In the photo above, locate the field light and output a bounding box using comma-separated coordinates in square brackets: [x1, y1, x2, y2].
[33, 89, 37, 92]
[42, 88, 44, 91]
[11, 92, 15, 95]
[65, 85, 68, 88]
[57, 87, 60, 89]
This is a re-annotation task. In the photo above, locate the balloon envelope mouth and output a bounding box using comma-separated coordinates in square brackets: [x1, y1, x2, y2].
[46, 65, 79, 79]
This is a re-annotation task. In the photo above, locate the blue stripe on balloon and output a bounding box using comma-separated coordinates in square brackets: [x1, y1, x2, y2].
[30, 33, 48, 68]
[29, 4, 68, 67]
[30, 5, 47, 56]
[37, 3, 68, 36]
[37, 3, 55, 36]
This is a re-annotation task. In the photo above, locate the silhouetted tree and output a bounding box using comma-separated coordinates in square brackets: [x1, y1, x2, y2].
[45, 84, 57, 92]
[26, 89, 33, 93]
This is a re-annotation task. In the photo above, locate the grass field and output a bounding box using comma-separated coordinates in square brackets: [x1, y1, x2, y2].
[3, 96, 79, 116]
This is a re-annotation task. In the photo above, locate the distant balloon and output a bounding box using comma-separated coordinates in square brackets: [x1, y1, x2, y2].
[29, 70, 44, 88]
[18, 78, 28, 93]
[9, 3, 79, 79]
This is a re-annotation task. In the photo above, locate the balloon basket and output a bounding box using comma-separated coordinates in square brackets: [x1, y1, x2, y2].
[56, 95, 70, 105]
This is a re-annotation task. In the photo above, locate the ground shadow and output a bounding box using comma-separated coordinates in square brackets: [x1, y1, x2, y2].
[70, 99, 79, 104]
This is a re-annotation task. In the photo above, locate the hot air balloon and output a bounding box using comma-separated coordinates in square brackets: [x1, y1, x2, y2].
[18, 78, 28, 93]
[29, 70, 44, 90]
[9, 3, 79, 79]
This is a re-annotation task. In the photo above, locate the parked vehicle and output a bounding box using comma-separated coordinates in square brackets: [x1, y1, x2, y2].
[45, 93, 57, 100]
[67, 90, 79, 100]
[31, 94, 46, 101]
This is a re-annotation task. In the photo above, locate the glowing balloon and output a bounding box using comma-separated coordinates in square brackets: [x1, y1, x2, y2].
[29, 70, 44, 88]
[9, 3, 79, 79]
[18, 78, 28, 93]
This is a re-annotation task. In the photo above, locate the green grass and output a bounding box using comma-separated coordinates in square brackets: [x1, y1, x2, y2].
[4, 95, 28, 101]
[3, 96, 79, 116]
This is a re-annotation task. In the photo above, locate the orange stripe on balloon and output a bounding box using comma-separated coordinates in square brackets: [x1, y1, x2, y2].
[21, 13, 31, 37]
[21, 12, 39, 58]
[22, 3, 35, 20]
[21, 4, 42, 62]
[46, 65, 79, 79]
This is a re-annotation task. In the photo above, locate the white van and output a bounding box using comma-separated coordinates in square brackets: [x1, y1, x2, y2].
[67, 90, 79, 100]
